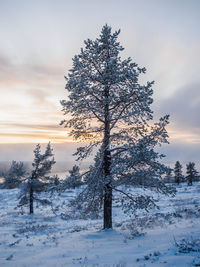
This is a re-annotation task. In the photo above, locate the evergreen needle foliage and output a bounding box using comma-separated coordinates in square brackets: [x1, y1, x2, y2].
[174, 161, 183, 185]
[18, 143, 55, 214]
[3, 161, 26, 189]
[186, 162, 198, 186]
[61, 25, 175, 229]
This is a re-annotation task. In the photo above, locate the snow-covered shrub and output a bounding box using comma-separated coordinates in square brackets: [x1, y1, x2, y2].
[3, 161, 26, 189]
[175, 237, 200, 253]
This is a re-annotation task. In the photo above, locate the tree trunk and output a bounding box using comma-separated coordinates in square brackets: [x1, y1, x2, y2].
[104, 185, 112, 228]
[188, 176, 192, 186]
[103, 148, 112, 229]
[103, 84, 112, 229]
[29, 182, 34, 214]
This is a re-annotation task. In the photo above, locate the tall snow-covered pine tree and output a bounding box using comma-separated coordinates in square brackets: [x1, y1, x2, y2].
[61, 25, 175, 229]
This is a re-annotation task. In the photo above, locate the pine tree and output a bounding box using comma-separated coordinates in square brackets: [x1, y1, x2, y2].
[61, 25, 175, 229]
[19, 143, 55, 214]
[63, 165, 82, 189]
[186, 162, 198, 186]
[163, 166, 173, 183]
[174, 161, 183, 185]
[3, 161, 26, 189]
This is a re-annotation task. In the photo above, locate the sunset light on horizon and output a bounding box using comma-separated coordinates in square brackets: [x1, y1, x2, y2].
[0, 0, 200, 163]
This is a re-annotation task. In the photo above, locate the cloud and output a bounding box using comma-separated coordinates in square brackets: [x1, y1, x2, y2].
[0, 54, 65, 144]
[26, 88, 53, 107]
[0, 132, 71, 144]
[0, 55, 24, 87]
[0, 53, 64, 89]
[0, 55, 13, 71]
[0, 1, 199, 164]
[0, 120, 71, 144]
[154, 83, 200, 142]
[165, 84, 199, 127]
[27, 63, 62, 79]
[158, 141, 200, 167]
[151, 83, 200, 164]
[0, 122, 61, 130]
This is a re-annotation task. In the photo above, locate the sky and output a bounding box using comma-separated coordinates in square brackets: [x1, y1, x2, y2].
[0, 0, 199, 165]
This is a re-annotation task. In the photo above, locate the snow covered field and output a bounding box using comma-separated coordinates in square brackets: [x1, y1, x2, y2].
[0, 183, 200, 267]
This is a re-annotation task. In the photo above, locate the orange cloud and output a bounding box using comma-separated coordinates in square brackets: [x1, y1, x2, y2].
[0, 132, 73, 144]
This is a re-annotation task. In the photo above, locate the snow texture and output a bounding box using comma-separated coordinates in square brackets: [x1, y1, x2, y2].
[0, 182, 200, 266]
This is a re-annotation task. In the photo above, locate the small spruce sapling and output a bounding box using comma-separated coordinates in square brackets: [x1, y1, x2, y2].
[164, 167, 173, 183]
[18, 143, 55, 214]
[174, 161, 183, 185]
[186, 162, 198, 186]
[63, 165, 82, 189]
[3, 161, 26, 189]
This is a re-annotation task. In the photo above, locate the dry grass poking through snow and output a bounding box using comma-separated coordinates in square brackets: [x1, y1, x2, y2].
[0, 183, 200, 266]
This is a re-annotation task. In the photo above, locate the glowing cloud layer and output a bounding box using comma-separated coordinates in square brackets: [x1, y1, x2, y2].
[0, 0, 199, 162]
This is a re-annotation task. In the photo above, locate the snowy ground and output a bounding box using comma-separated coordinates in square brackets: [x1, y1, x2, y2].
[0, 183, 200, 266]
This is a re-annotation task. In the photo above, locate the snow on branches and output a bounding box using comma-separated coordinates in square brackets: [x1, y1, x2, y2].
[61, 25, 175, 228]
[18, 143, 56, 214]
